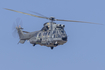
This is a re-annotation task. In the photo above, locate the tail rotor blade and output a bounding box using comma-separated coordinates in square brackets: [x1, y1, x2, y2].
[12, 29, 18, 38]
[12, 22, 16, 30]
[16, 18, 23, 27]
[12, 18, 23, 38]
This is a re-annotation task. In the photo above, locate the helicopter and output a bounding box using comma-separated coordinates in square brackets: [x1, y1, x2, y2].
[4, 8, 102, 49]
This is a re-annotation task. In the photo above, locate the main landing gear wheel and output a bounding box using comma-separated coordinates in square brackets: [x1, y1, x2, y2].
[33, 43, 36, 46]
[51, 47, 54, 49]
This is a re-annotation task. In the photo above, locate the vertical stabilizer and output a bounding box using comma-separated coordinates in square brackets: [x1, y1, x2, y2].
[16, 27, 24, 39]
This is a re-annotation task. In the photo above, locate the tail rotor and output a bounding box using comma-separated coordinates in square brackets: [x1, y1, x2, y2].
[12, 18, 23, 38]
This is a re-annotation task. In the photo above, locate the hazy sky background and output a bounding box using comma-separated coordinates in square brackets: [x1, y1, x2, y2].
[0, 0, 105, 70]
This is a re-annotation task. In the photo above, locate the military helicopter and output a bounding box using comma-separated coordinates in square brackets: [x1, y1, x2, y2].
[4, 8, 102, 49]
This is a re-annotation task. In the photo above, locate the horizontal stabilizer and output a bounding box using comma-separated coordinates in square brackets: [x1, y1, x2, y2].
[19, 40, 26, 44]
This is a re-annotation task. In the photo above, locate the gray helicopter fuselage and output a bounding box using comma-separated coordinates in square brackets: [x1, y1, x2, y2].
[18, 22, 67, 47]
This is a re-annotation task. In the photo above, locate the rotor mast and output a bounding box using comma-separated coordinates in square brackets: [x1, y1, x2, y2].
[48, 17, 55, 39]
[49, 17, 55, 22]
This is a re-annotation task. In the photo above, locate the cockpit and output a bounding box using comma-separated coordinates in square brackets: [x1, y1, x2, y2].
[52, 29, 66, 37]
[41, 22, 57, 31]
[40, 22, 67, 41]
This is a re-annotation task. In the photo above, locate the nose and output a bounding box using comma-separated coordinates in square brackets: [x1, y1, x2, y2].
[62, 36, 67, 41]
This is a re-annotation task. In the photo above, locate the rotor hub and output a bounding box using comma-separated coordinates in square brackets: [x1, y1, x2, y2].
[49, 17, 55, 21]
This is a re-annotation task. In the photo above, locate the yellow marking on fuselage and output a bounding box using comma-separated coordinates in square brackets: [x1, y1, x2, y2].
[47, 23, 49, 24]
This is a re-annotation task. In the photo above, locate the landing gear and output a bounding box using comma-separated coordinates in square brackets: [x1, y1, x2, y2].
[33, 43, 36, 46]
[51, 47, 54, 49]
[54, 41, 58, 46]
[54, 44, 58, 46]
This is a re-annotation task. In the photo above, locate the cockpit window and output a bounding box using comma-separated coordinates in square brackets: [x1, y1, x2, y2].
[53, 34, 61, 38]
[59, 29, 65, 34]
[57, 34, 61, 38]
[61, 31, 64, 33]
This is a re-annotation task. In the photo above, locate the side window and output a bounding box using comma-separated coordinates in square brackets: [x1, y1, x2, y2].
[57, 31, 59, 34]
[48, 32, 50, 35]
[53, 30, 56, 34]
[43, 32, 45, 36]
[39, 33, 41, 37]
[54, 35, 56, 38]
[43, 32, 47, 36]
[45, 32, 47, 35]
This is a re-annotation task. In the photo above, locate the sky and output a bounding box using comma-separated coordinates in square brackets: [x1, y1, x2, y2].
[0, 0, 105, 70]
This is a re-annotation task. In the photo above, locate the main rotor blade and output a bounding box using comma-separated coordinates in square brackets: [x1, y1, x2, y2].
[29, 11, 47, 18]
[5, 8, 102, 25]
[55, 19, 103, 25]
[4, 8, 49, 19]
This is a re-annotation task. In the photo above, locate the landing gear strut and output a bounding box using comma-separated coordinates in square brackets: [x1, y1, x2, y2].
[33, 43, 36, 46]
[54, 41, 58, 46]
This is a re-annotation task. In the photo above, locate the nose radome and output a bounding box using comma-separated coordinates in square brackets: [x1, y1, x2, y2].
[62, 36, 67, 41]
